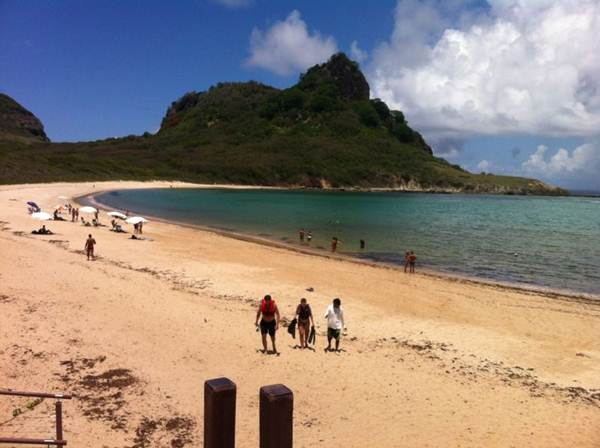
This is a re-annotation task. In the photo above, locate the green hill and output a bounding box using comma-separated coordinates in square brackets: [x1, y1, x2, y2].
[0, 53, 566, 195]
[0, 94, 49, 143]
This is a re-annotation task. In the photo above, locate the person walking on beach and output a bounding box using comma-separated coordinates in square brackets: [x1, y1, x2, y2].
[255, 294, 280, 354]
[409, 250, 417, 273]
[84, 234, 96, 261]
[324, 298, 345, 352]
[404, 250, 410, 273]
[295, 298, 315, 349]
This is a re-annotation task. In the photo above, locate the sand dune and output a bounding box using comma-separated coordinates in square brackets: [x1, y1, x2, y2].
[1, 181, 599, 447]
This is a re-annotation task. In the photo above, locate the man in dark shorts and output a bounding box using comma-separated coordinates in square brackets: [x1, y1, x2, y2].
[295, 298, 314, 349]
[85, 234, 96, 261]
[324, 298, 345, 352]
[255, 294, 280, 354]
[409, 250, 417, 273]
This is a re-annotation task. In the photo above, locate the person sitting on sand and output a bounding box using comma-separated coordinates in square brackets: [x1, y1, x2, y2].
[84, 234, 96, 261]
[53, 209, 66, 221]
[409, 250, 417, 273]
[255, 294, 280, 354]
[295, 298, 315, 349]
[32, 225, 53, 235]
[324, 298, 345, 352]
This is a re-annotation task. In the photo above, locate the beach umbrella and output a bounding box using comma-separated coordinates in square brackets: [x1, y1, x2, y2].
[107, 211, 127, 220]
[79, 206, 97, 214]
[126, 216, 148, 225]
[31, 212, 52, 221]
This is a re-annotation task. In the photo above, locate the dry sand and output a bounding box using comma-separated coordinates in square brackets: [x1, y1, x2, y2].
[1, 181, 599, 447]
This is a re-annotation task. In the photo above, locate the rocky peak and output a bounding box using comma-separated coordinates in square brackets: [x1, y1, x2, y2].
[298, 52, 370, 102]
[0, 94, 49, 142]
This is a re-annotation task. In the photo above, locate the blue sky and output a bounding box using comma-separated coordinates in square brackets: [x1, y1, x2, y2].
[1, 0, 600, 190]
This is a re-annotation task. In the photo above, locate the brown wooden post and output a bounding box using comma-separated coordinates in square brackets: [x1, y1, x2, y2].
[204, 377, 236, 448]
[55, 400, 63, 442]
[259, 384, 293, 448]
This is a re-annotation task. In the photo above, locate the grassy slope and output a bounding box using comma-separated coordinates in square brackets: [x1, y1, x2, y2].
[0, 55, 566, 194]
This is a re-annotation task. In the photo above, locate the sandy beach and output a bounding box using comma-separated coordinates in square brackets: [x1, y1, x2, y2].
[1, 181, 600, 447]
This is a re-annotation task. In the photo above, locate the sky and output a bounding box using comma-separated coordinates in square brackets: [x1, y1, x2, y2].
[2, 0, 600, 191]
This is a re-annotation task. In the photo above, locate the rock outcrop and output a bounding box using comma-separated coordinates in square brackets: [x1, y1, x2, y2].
[0, 94, 49, 142]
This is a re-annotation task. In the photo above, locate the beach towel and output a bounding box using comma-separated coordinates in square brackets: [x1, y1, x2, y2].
[287, 318, 297, 339]
[308, 325, 316, 345]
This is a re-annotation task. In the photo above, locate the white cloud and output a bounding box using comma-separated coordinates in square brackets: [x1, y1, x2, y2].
[369, 0, 600, 142]
[246, 10, 338, 76]
[477, 159, 493, 171]
[211, 0, 251, 8]
[350, 41, 368, 64]
[522, 142, 600, 176]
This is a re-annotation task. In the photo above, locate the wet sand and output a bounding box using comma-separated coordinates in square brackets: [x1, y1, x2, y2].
[1, 181, 599, 447]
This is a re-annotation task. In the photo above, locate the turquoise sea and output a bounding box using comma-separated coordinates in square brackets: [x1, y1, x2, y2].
[95, 189, 600, 296]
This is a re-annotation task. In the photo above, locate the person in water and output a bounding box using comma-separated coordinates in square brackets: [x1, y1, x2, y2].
[255, 294, 280, 354]
[324, 298, 345, 352]
[331, 237, 341, 253]
[404, 250, 410, 273]
[85, 234, 96, 261]
[409, 250, 417, 273]
[306, 231, 312, 243]
[299, 228, 305, 242]
[295, 298, 315, 349]
[360, 239, 365, 250]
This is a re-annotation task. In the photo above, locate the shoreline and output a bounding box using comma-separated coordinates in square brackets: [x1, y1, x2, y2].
[2, 180, 600, 447]
[81, 187, 600, 305]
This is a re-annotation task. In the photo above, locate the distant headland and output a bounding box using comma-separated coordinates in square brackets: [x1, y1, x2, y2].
[0, 53, 567, 195]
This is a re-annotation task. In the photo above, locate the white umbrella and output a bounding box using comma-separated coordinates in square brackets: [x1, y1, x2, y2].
[31, 212, 53, 221]
[107, 211, 127, 219]
[126, 216, 148, 225]
[79, 206, 97, 214]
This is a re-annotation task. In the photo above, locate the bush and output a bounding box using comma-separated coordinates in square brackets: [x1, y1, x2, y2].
[353, 102, 380, 127]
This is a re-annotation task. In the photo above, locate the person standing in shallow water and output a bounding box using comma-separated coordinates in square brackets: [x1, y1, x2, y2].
[404, 250, 410, 273]
[299, 228, 305, 242]
[85, 234, 96, 261]
[255, 294, 280, 354]
[324, 298, 345, 352]
[409, 250, 417, 273]
[331, 237, 341, 252]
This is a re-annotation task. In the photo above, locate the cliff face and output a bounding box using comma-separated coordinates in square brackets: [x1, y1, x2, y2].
[0, 94, 49, 142]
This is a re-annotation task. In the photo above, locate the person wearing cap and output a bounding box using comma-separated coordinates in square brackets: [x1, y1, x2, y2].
[255, 294, 280, 354]
[324, 298, 345, 352]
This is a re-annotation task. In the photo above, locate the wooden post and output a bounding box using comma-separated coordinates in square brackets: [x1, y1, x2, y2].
[204, 377, 236, 448]
[259, 384, 293, 448]
[55, 401, 63, 442]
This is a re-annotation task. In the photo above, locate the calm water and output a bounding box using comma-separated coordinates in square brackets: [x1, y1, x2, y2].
[96, 189, 600, 295]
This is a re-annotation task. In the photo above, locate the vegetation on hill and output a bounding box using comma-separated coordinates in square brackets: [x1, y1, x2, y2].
[0, 54, 566, 195]
[0, 94, 48, 142]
